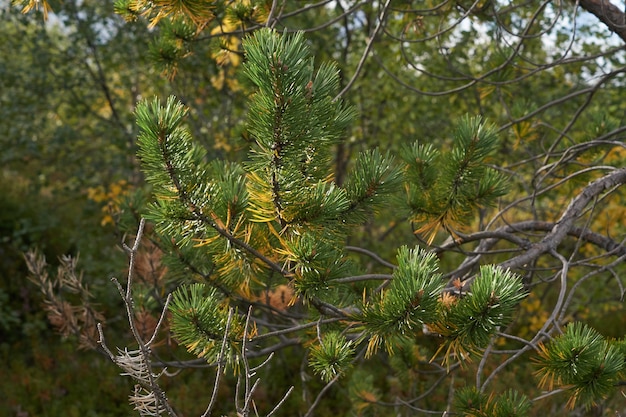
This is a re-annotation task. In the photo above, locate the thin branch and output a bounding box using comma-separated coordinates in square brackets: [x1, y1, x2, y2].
[84, 36, 129, 135]
[558, 250, 626, 323]
[545, 250, 569, 331]
[303, 373, 341, 417]
[252, 318, 343, 341]
[478, 344, 536, 393]
[334, 0, 392, 100]
[203, 308, 235, 417]
[240, 307, 254, 417]
[265, 0, 278, 27]
[333, 273, 393, 283]
[101, 219, 178, 417]
[250, 352, 274, 373]
[532, 388, 565, 402]
[147, 293, 172, 347]
[345, 245, 397, 269]
[475, 338, 495, 388]
[266, 386, 294, 417]
[479, 250, 568, 392]
[97, 322, 115, 361]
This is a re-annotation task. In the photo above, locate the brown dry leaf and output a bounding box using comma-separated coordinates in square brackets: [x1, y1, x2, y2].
[133, 240, 168, 286]
[45, 300, 78, 338]
[135, 309, 160, 343]
[439, 292, 458, 309]
[266, 284, 296, 311]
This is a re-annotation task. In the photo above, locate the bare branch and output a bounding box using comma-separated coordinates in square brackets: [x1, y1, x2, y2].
[333, 273, 393, 283]
[147, 293, 172, 347]
[104, 219, 178, 417]
[203, 308, 235, 417]
[345, 245, 397, 269]
[334, 0, 393, 100]
[266, 386, 294, 417]
[303, 374, 341, 417]
[499, 168, 626, 271]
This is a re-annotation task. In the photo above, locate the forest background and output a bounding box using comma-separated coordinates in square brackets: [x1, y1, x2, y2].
[1, 0, 626, 416]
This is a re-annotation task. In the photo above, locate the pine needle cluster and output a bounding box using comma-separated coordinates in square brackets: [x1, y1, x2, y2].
[169, 283, 245, 364]
[430, 266, 527, 363]
[402, 115, 508, 242]
[358, 247, 443, 357]
[535, 322, 625, 409]
[454, 387, 531, 417]
[309, 331, 355, 383]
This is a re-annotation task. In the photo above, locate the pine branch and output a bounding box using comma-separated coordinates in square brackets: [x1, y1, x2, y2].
[405, 115, 508, 242]
[242, 29, 357, 230]
[168, 283, 244, 363]
[136, 96, 289, 277]
[359, 246, 444, 356]
[343, 149, 402, 220]
[535, 322, 624, 409]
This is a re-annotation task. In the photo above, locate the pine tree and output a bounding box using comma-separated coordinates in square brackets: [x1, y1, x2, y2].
[25, 26, 626, 416]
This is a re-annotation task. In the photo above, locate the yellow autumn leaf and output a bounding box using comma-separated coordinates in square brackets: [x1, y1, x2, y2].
[605, 146, 626, 164]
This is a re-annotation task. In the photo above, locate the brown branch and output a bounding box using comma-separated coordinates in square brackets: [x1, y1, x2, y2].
[440, 168, 626, 286]
[98, 219, 179, 417]
[440, 220, 626, 258]
[499, 168, 626, 271]
[346, 245, 397, 269]
[578, 0, 626, 43]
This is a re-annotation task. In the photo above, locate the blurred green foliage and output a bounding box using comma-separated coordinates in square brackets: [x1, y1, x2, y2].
[2, 0, 626, 415]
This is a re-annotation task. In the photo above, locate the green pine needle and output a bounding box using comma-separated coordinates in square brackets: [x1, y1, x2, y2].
[404, 115, 508, 241]
[309, 331, 355, 382]
[535, 322, 624, 409]
[241, 29, 358, 235]
[169, 283, 243, 363]
[454, 387, 530, 417]
[288, 233, 352, 301]
[344, 149, 403, 220]
[400, 141, 438, 191]
[453, 387, 489, 416]
[434, 266, 526, 362]
[494, 389, 531, 416]
[359, 246, 444, 356]
[136, 96, 207, 201]
[452, 266, 527, 345]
